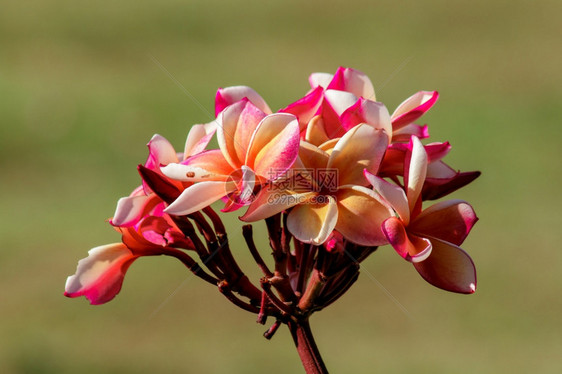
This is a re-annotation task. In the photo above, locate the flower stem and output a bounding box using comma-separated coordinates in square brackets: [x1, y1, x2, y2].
[288, 319, 329, 374]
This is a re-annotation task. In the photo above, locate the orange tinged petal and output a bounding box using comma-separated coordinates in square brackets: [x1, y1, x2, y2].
[328, 124, 388, 186]
[335, 185, 393, 246]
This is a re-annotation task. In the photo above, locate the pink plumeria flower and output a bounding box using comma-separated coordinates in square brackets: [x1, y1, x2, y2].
[300, 67, 398, 146]
[242, 123, 392, 246]
[65, 242, 141, 305]
[280, 66, 376, 135]
[161, 99, 301, 215]
[64, 222, 193, 305]
[365, 136, 478, 293]
[65, 125, 218, 305]
[114, 124, 217, 226]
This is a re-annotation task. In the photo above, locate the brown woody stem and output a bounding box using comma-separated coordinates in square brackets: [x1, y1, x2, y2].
[288, 319, 329, 374]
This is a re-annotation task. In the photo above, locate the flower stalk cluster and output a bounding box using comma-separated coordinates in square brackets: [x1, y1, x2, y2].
[65, 67, 480, 374]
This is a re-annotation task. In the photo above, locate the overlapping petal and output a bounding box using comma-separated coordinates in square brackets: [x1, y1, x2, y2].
[217, 99, 267, 168]
[381, 217, 432, 262]
[164, 180, 237, 216]
[327, 124, 388, 186]
[241, 185, 317, 222]
[364, 170, 410, 224]
[334, 185, 393, 246]
[183, 121, 218, 158]
[327, 67, 376, 100]
[111, 194, 159, 227]
[305, 116, 330, 146]
[339, 98, 392, 138]
[321, 89, 358, 138]
[391, 124, 429, 143]
[287, 195, 338, 245]
[246, 113, 300, 180]
[145, 134, 179, 171]
[143, 134, 182, 193]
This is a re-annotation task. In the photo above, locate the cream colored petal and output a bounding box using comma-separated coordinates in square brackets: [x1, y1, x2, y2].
[305, 115, 330, 146]
[405, 136, 428, 211]
[309, 72, 334, 88]
[324, 89, 358, 116]
[364, 171, 410, 224]
[298, 141, 329, 171]
[164, 181, 237, 216]
[161, 150, 232, 182]
[287, 195, 338, 245]
[318, 138, 339, 155]
[183, 121, 217, 158]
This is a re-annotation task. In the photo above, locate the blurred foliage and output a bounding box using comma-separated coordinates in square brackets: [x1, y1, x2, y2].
[1, 0, 561, 373]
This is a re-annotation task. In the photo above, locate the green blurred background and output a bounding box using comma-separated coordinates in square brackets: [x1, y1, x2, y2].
[1, 0, 561, 373]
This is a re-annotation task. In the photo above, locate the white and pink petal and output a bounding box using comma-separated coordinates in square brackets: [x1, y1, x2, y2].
[321, 89, 359, 138]
[111, 194, 160, 227]
[364, 170, 410, 224]
[145, 134, 179, 171]
[246, 113, 300, 180]
[161, 150, 233, 182]
[404, 136, 428, 211]
[339, 98, 392, 140]
[183, 122, 218, 158]
[215, 86, 272, 116]
[64, 243, 140, 305]
[391, 91, 439, 129]
[164, 180, 237, 216]
[327, 67, 376, 100]
[309, 72, 334, 89]
[391, 124, 429, 143]
[217, 99, 267, 168]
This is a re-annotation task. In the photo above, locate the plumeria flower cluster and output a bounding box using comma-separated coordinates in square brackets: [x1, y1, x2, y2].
[65, 67, 480, 374]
